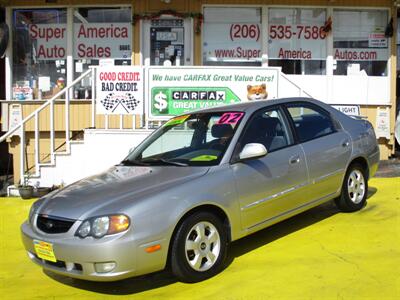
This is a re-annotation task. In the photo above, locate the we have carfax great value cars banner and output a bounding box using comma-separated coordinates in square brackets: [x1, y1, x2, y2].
[148, 67, 279, 120]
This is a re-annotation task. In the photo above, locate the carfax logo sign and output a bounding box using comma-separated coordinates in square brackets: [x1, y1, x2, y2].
[148, 67, 279, 119]
[96, 67, 143, 115]
[152, 87, 240, 115]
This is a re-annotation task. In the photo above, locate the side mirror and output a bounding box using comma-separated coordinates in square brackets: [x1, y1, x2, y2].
[239, 143, 268, 161]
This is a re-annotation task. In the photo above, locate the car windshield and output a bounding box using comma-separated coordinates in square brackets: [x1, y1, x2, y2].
[123, 112, 245, 167]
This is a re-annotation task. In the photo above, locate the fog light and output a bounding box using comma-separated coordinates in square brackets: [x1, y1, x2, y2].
[94, 262, 116, 273]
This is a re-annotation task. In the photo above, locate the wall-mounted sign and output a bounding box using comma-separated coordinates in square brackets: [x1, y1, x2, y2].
[29, 24, 67, 60]
[375, 107, 390, 139]
[96, 66, 143, 115]
[268, 8, 327, 60]
[147, 67, 279, 120]
[203, 22, 262, 63]
[333, 10, 389, 61]
[332, 105, 360, 116]
[8, 104, 22, 134]
[74, 23, 132, 59]
[203, 7, 262, 63]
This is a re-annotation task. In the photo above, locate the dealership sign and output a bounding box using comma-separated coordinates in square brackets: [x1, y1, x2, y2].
[96, 66, 143, 115]
[74, 23, 132, 59]
[203, 23, 261, 63]
[148, 67, 279, 119]
[268, 24, 327, 60]
[29, 24, 67, 60]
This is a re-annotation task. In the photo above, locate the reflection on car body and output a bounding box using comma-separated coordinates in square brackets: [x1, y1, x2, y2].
[21, 97, 379, 282]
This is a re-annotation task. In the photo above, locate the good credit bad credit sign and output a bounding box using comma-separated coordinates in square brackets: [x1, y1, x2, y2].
[96, 67, 143, 115]
[148, 67, 279, 119]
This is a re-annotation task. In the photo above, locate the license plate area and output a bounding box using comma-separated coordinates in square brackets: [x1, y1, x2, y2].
[33, 240, 57, 262]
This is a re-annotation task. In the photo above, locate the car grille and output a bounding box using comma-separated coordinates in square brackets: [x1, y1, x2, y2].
[36, 215, 75, 234]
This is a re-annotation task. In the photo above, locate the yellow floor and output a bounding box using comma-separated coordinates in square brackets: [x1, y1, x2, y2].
[0, 177, 399, 300]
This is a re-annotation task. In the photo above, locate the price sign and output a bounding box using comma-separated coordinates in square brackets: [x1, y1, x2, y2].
[217, 112, 244, 125]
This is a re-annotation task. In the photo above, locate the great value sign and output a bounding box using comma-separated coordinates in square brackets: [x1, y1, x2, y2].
[147, 67, 279, 120]
[29, 24, 67, 60]
[268, 24, 327, 60]
[74, 23, 132, 59]
[96, 66, 143, 115]
[203, 23, 262, 63]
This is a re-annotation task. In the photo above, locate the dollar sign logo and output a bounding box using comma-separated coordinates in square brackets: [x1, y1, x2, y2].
[154, 91, 168, 113]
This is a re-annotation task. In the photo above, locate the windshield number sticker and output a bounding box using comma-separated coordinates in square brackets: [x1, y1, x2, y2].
[165, 115, 190, 127]
[217, 112, 244, 125]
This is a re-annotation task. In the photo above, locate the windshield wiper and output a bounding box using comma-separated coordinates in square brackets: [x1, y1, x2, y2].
[119, 159, 150, 166]
[142, 158, 188, 167]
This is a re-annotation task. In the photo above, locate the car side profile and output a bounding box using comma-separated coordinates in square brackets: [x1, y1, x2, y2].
[21, 97, 379, 283]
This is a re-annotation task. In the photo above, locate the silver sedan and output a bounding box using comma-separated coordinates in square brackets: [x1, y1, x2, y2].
[21, 98, 379, 282]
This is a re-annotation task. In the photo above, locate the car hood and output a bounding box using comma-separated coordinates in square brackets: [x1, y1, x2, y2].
[38, 165, 209, 220]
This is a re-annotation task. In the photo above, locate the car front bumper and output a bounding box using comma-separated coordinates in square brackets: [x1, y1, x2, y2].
[20, 220, 168, 281]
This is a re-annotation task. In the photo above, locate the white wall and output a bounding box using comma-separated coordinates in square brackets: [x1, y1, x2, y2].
[284, 74, 390, 105]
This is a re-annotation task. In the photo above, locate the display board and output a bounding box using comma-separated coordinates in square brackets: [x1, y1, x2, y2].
[333, 10, 388, 62]
[74, 23, 132, 59]
[268, 8, 326, 60]
[28, 24, 67, 60]
[203, 7, 262, 64]
[147, 67, 279, 120]
[96, 66, 144, 115]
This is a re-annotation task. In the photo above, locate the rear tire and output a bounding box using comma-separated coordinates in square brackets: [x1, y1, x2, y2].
[335, 163, 368, 212]
[170, 211, 228, 283]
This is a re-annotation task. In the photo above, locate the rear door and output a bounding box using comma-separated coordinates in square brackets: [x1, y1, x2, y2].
[284, 102, 352, 202]
[231, 106, 309, 230]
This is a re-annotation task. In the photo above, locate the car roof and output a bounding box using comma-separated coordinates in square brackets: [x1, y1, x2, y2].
[189, 97, 332, 115]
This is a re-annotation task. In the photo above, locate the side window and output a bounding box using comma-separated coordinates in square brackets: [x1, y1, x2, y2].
[240, 108, 293, 152]
[286, 103, 335, 142]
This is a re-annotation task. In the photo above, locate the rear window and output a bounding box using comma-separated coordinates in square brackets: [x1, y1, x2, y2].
[286, 104, 335, 142]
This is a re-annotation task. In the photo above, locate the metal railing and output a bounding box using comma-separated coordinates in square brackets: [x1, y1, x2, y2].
[0, 69, 93, 183]
[280, 73, 313, 98]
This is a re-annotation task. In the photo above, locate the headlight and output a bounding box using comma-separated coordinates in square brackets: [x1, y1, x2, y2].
[76, 215, 130, 239]
[77, 220, 91, 238]
[92, 216, 110, 238]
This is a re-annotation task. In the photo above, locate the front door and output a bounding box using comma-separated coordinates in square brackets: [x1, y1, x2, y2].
[231, 106, 309, 230]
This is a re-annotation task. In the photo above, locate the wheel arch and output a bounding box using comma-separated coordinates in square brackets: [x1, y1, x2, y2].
[347, 156, 370, 180]
[166, 203, 232, 268]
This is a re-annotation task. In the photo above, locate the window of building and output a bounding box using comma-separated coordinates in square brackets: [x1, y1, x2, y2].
[333, 9, 389, 76]
[268, 8, 327, 75]
[12, 9, 67, 100]
[203, 7, 262, 66]
[73, 7, 132, 98]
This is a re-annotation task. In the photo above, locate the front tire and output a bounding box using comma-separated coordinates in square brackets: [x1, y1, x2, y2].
[335, 163, 368, 212]
[170, 211, 228, 283]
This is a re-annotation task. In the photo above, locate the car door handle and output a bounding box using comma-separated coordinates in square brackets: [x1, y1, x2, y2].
[289, 155, 300, 164]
